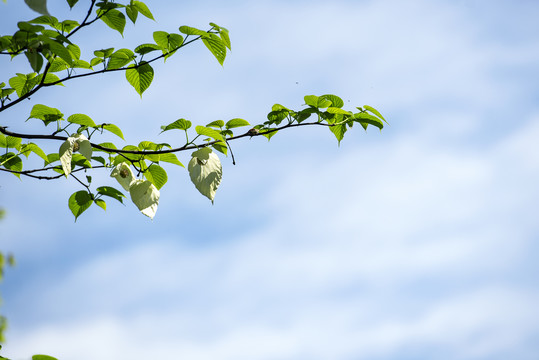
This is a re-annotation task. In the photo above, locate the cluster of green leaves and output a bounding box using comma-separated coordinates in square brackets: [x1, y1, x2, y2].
[0, 0, 385, 222]
[0, 1, 230, 104]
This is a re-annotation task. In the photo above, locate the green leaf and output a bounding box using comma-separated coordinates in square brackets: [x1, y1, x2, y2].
[107, 48, 134, 69]
[68, 191, 92, 221]
[68, 44, 81, 60]
[41, 38, 73, 66]
[20, 143, 48, 161]
[133, 1, 154, 20]
[327, 107, 352, 115]
[316, 98, 332, 108]
[219, 28, 231, 50]
[206, 120, 224, 128]
[125, 4, 138, 23]
[97, 9, 126, 36]
[355, 113, 384, 130]
[9, 73, 38, 98]
[72, 59, 92, 69]
[66, 0, 79, 9]
[3, 136, 22, 150]
[329, 123, 347, 145]
[295, 107, 317, 123]
[188, 148, 222, 203]
[37, 73, 63, 86]
[28, 104, 63, 125]
[179, 26, 208, 37]
[0, 133, 5, 147]
[45, 152, 59, 165]
[25, 50, 44, 73]
[94, 199, 106, 211]
[67, 113, 96, 127]
[153, 31, 169, 49]
[28, 15, 58, 27]
[102, 124, 125, 140]
[134, 43, 161, 55]
[90, 57, 104, 67]
[267, 109, 289, 124]
[144, 164, 167, 190]
[24, 0, 50, 15]
[304, 95, 319, 107]
[320, 94, 344, 108]
[48, 58, 69, 72]
[159, 153, 184, 167]
[32, 356, 59, 360]
[363, 105, 387, 123]
[94, 48, 114, 58]
[59, 20, 80, 34]
[153, 31, 184, 59]
[125, 62, 154, 97]
[195, 126, 224, 142]
[160, 118, 191, 132]
[202, 33, 226, 65]
[96, 186, 125, 203]
[225, 118, 250, 129]
[211, 141, 228, 156]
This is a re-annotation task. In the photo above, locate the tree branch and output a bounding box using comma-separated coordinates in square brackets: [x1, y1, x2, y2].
[0, 121, 331, 156]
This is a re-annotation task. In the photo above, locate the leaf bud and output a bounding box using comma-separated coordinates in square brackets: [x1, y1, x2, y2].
[247, 128, 259, 136]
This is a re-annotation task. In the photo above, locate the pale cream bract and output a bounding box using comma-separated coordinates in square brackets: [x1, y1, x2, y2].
[110, 162, 135, 191]
[129, 179, 160, 219]
[59, 134, 92, 177]
[188, 147, 222, 203]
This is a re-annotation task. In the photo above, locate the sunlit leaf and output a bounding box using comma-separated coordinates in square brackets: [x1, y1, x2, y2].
[68, 191, 92, 221]
[125, 62, 153, 96]
[202, 33, 226, 65]
[97, 9, 126, 36]
[24, 0, 50, 15]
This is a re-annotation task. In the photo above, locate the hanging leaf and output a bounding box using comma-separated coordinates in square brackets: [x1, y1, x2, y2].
[96, 186, 125, 204]
[24, 0, 50, 15]
[133, 1, 154, 20]
[363, 105, 387, 123]
[202, 34, 226, 65]
[188, 147, 222, 203]
[102, 123, 125, 139]
[329, 124, 347, 145]
[68, 191, 92, 221]
[97, 9, 126, 36]
[125, 62, 154, 97]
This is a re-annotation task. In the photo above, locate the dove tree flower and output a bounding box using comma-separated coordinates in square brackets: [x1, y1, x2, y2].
[59, 134, 92, 177]
[188, 147, 222, 203]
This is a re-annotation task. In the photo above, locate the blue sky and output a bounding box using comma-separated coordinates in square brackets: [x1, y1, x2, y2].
[1, 0, 539, 359]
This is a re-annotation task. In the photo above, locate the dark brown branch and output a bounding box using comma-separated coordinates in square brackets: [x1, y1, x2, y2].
[0, 121, 331, 155]
[0, 164, 106, 180]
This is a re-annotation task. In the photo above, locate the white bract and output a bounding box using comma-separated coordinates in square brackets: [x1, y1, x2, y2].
[188, 147, 222, 203]
[129, 179, 160, 219]
[59, 134, 92, 177]
[110, 162, 135, 191]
